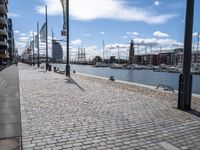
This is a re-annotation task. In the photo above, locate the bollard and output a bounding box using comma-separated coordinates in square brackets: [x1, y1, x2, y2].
[109, 76, 115, 81]
[48, 65, 52, 71]
[54, 67, 57, 72]
[188, 74, 193, 109]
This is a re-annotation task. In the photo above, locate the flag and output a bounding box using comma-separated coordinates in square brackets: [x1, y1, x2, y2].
[40, 23, 47, 43]
[30, 40, 34, 49]
[61, 30, 67, 36]
[35, 34, 39, 48]
[60, 0, 67, 30]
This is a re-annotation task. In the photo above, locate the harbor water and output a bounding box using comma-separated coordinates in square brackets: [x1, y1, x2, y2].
[54, 64, 200, 95]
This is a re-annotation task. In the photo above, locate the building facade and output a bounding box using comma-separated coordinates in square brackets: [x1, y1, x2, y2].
[133, 47, 200, 67]
[8, 18, 15, 62]
[177, 51, 200, 66]
[0, 0, 9, 65]
[157, 52, 175, 65]
[52, 40, 63, 63]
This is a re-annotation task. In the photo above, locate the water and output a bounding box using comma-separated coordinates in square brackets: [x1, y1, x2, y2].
[53, 64, 200, 95]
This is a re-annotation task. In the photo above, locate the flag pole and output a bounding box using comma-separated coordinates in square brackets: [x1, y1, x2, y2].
[45, 5, 49, 71]
[32, 31, 35, 66]
[65, 0, 70, 77]
[29, 37, 31, 64]
[37, 22, 40, 68]
[52, 27, 54, 62]
[52, 27, 54, 40]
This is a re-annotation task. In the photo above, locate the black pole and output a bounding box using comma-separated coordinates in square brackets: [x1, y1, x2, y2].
[32, 31, 35, 66]
[102, 40, 105, 61]
[52, 27, 54, 62]
[52, 27, 54, 40]
[37, 22, 40, 68]
[45, 5, 49, 71]
[178, 0, 194, 110]
[65, 0, 70, 76]
[197, 33, 199, 52]
[29, 37, 31, 64]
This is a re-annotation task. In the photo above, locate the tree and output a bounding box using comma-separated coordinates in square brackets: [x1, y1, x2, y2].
[92, 56, 102, 64]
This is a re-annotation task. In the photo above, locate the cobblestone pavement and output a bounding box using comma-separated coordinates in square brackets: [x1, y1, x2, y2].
[19, 63, 200, 150]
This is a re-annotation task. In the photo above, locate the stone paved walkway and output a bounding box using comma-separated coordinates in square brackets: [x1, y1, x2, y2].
[19, 63, 200, 150]
[0, 65, 21, 150]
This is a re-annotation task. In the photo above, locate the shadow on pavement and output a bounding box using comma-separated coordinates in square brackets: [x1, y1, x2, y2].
[64, 77, 85, 92]
[186, 109, 200, 118]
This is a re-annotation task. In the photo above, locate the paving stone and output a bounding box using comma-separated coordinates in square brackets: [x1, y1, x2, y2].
[19, 63, 200, 150]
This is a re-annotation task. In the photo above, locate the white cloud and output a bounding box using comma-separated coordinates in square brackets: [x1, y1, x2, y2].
[15, 41, 27, 54]
[193, 32, 199, 37]
[69, 45, 98, 59]
[70, 39, 82, 45]
[100, 32, 105, 35]
[20, 33, 26, 36]
[8, 12, 20, 17]
[83, 33, 92, 37]
[35, 0, 62, 15]
[127, 32, 139, 36]
[153, 31, 169, 38]
[154, 1, 160, 7]
[85, 45, 98, 58]
[29, 31, 37, 37]
[18, 37, 29, 42]
[104, 43, 129, 58]
[36, 0, 175, 24]
[14, 30, 20, 34]
[106, 43, 129, 49]
[134, 37, 182, 47]
[122, 35, 128, 39]
[15, 30, 54, 55]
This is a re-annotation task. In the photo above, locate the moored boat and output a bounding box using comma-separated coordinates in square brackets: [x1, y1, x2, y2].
[93, 62, 109, 67]
[110, 63, 124, 69]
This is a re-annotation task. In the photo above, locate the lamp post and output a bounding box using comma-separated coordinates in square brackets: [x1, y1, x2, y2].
[178, 0, 194, 110]
[45, 5, 49, 71]
[32, 31, 35, 66]
[37, 22, 40, 68]
[65, 0, 70, 77]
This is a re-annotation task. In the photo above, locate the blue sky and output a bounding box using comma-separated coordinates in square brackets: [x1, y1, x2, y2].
[8, 0, 200, 59]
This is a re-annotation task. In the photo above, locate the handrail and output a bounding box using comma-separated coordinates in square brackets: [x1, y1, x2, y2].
[156, 84, 174, 92]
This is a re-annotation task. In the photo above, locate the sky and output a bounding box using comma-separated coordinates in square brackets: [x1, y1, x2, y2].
[8, 0, 200, 60]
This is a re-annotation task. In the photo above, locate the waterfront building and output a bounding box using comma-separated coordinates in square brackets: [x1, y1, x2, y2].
[146, 54, 158, 66]
[177, 51, 200, 66]
[192, 51, 200, 65]
[52, 40, 63, 63]
[133, 49, 181, 66]
[134, 54, 158, 66]
[0, 0, 9, 65]
[157, 52, 175, 66]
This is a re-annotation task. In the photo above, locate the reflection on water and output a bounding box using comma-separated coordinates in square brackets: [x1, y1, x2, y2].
[54, 64, 200, 94]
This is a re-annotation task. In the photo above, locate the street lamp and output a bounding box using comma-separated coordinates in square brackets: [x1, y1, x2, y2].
[60, 0, 70, 76]
[65, 0, 70, 77]
[178, 0, 194, 110]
